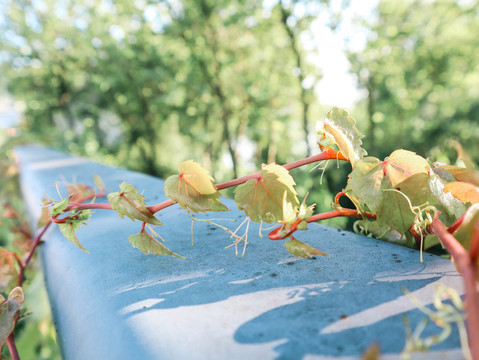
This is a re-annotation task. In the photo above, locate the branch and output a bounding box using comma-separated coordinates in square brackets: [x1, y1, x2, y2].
[6, 333, 20, 360]
[430, 217, 479, 360]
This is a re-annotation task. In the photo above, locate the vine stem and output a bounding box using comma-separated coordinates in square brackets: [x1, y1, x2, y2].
[430, 217, 479, 360]
[6, 333, 20, 360]
[17, 221, 52, 286]
[307, 209, 376, 223]
[148, 148, 347, 214]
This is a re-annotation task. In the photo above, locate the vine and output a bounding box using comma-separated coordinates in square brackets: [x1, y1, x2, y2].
[1, 107, 479, 359]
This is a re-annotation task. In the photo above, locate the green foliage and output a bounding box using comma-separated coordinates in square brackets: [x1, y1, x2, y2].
[0, 247, 18, 292]
[164, 160, 228, 213]
[128, 231, 185, 259]
[58, 209, 92, 253]
[234, 163, 299, 223]
[108, 182, 162, 225]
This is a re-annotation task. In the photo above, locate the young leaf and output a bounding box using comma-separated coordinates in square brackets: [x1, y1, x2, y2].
[128, 231, 185, 259]
[316, 107, 367, 167]
[234, 163, 299, 223]
[68, 183, 92, 201]
[285, 237, 330, 258]
[58, 210, 91, 252]
[348, 157, 384, 213]
[444, 182, 479, 204]
[50, 196, 71, 216]
[108, 182, 162, 225]
[93, 174, 106, 192]
[383, 150, 430, 187]
[0, 248, 18, 292]
[0, 287, 24, 347]
[164, 160, 228, 213]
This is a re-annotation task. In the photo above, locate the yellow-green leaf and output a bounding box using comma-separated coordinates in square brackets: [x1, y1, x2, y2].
[285, 237, 330, 258]
[348, 157, 384, 213]
[58, 210, 91, 253]
[383, 149, 430, 187]
[234, 163, 299, 223]
[108, 182, 162, 225]
[128, 231, 186, 259]
[316, 107, 367, 167]
[164, 160, 228, 213]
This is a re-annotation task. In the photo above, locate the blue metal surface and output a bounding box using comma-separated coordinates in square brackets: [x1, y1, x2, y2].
[15, 145, 464, 360]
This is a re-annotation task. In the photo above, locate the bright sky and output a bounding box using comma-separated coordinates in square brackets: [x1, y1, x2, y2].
[311, 0, 378, 108]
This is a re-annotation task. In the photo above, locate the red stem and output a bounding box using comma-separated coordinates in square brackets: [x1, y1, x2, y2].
[469, 225, 479, 262]
[6, 333, 20, 360]
[148, 149, 347, 214]
[430, 217, 479, 360]
[17, 221, 52, 286]
[308, 209, 376, 223]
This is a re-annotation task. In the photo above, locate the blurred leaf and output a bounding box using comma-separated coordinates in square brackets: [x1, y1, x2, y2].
[449, 140, 475, 169]
[0, 248, 18, 292]
[164, 160, 228, 213]
[436, 165, 479, 187]
[284, 237, 330, 258]
[316, 107, 367, 167]
[0, 286, 24, 347]
[452, 204, 479, 251]
[444, 182, 479, 204]
[361, 344, 381, 360]
[108, 182, 162, 225]
[235, 163, 299, 223]
[93, 174, 106, 192]
[128, 231, 185, 259]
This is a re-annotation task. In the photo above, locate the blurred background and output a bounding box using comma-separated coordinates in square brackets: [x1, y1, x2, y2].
[1, 0, 479, 358]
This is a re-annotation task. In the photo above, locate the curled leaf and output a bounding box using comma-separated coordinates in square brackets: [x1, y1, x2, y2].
[50, 196, 71, 216]
[128, 231, 185, 259]
[164, 160, 228, 213]
[316, 107, 367, 167]
[235, 164, 299, 223]
[108, 182, 162, 225]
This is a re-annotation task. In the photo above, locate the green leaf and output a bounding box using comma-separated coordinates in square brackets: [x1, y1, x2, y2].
[0, 287, 24, 347]
[58, 210, 91, 253]
[355, 219, 405, 244]
[108, 182, 162, 225]
[377, 173, 432, 234]
[285, 237, 330, 258]
[50, 196, 71, 216]
[316, 107, 367, 167]
[383, 149, 430, 187]
[234, 163, 299, 223]
[348, 157, 384, 213]
[128, 231, 186, 259]
[164, 160, 228, 213]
